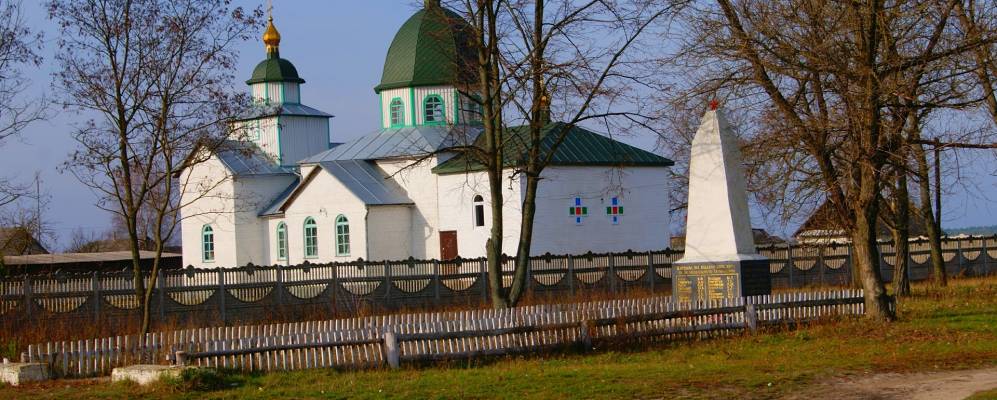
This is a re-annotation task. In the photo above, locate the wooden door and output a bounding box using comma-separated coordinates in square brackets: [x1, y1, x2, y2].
[439, 231, 458, 260]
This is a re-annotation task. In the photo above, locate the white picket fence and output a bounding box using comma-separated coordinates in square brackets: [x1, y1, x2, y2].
[24, 289, 866, 377]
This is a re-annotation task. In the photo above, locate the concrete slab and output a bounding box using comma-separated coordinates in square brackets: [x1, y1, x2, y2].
[0, 362, 50, 386]
[111, 364, 191, 386]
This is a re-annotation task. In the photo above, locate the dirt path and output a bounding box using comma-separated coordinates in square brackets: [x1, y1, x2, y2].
[786, 367, 997, 400]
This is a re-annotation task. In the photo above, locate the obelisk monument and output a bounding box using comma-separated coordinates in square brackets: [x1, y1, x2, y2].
[673, 102, 770, 303]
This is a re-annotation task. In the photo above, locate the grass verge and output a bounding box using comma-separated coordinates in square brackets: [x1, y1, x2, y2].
[4, 277, 997, 399]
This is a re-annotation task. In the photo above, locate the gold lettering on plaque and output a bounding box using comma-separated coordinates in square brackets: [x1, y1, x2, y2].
[674, 263, 740, 303]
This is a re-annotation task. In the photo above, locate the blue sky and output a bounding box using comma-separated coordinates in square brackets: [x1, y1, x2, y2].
[0, 0, 994, 249]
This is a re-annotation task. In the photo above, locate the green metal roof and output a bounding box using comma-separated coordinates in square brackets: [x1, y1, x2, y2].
[432, 122, 675, 175]
[246, 53, 305, 85]
[374, 4, 474, 93]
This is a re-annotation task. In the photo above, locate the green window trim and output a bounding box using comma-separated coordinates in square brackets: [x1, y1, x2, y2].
[276, 222, 288, 261]
[201, 225, 215, 263]
[422, 94, 446, 126]
[409, 88, 416, 126]
[389, 97, 405, 128]
[335, 215, 351, 257]
[303, 217, 318, 259]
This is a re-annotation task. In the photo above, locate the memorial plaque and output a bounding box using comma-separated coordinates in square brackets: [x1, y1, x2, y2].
[672, 260, 771, 303]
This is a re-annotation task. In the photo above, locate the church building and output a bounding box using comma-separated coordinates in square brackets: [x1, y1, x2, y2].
[179, 2, 675, 268]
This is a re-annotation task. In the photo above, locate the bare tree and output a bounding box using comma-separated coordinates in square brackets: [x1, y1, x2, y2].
[49, 0, 260, 334]
[0, 0, 44, 208]
[662, 0, 997, 320]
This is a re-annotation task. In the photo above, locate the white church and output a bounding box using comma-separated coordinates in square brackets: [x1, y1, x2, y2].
[179, 2, 675, 268]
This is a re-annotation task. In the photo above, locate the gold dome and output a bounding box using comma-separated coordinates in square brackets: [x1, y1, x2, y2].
[263, 16, 281, 54]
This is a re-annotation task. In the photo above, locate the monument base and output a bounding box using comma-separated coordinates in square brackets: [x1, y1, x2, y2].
[672, 259, 771, 303]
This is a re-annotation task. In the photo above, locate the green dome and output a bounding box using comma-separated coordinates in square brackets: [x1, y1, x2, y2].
[246, 54, 305, 85]
[374, 4, 474, 93]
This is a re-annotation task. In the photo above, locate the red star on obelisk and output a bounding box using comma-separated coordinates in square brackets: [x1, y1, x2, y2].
[709, 98, 720, 110]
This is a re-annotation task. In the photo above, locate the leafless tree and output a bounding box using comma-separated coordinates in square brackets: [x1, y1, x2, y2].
[49, 0, 260, 334]
[0, 0, 44, 208]
[662, 0, 997, 320]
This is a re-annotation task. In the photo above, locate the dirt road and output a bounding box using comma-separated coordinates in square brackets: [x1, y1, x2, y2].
[786, 367, 997, 400]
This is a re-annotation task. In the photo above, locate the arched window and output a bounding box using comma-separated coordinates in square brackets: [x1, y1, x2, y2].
[276, 222, 288, 261]
[423, 95, 445, 125]
[473, 195, 485, 227]
[389, 98, 405, 127]
[335, 215, 350, 256]
[201, 225, 215, 262]
[303, 217, 318, 258]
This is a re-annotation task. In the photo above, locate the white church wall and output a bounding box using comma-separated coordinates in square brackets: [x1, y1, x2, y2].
[251, 82, 300, 104]
[376, 158, 443, 259]
[528, 166, 671, 255]
[279, 168, 370, 264]
[231, 174, 298, 267]
[366, 205, 413, 261]
[231, 117, 280, 164]
[279, 116, 330, 166]
[437, 165, 670, 258]
[179, 155, 237, 268]
[436, 170, 524, 258]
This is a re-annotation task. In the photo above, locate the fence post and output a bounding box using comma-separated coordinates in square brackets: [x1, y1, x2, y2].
[384, 259, 392, 306]
[432, 259, 440, 307]
[957, 238, 965, 275]
[383, 328, 399, 369]
[579, 319, 592, 350]
[218, 269, 226, 325]
[175, 351, 188, 367]
[276, 264, 285, 307]
[480, 258, 488, 303]
[787, 243, 794, 288]
[23, 274, 31, 318]
[567, 254, 575, 296]
[92, 271, 100, 323]
[647, 251, 654, 292]
[608, 252, 616, 294]
[984, 236, 990, 273]
[818, 246, 826, 287]
[157, 268, 165, 320]
[744, 300, 758, 333]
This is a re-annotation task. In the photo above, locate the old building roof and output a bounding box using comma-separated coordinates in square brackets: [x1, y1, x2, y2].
[0, 227, 48, 256]
[301, 125, 481, 163]
[374, 2, 475, 93]
[432, 122, 674, 174]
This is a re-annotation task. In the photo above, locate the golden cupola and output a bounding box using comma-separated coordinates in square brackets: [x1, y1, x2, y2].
[263, 16, 281, 56]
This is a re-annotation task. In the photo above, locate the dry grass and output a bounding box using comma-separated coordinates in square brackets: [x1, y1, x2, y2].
[1, 276, 996, 399]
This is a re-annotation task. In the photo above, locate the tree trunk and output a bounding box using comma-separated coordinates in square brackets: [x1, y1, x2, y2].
[891, 158, 911, 297]
[508, 174, 539, 306]
[912, 141, 946, 286]
[852, 202, 895, 321]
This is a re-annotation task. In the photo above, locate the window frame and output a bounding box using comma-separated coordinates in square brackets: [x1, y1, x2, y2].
[422, 94, 446, 125]
[389, 97, 405, 128]
[201, 225, 215, 263]
[303, 217, 318, 259]
[473, 195, 485, 227]
[335, 215, 351, 257]
[276, 222, 288, 261]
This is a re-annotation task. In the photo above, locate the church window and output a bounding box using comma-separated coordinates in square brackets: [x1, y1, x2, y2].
[424, 95, 445, 125]
[389, 98, 405, 127]
[335, 215, 350, 256]
[606, 197, 623, 225]
[201, 225, 215, 262]
[473, 195, 485, 227]
[569, 197, 588, 225]
[304, 217, 318, 258]
[276, 222, 287, 261]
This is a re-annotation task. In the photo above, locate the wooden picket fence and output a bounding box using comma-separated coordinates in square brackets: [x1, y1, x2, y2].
[25, 289, 866, 377]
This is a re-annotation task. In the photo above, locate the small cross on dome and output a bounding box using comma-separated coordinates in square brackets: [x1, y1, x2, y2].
[709, 99, 720, 110]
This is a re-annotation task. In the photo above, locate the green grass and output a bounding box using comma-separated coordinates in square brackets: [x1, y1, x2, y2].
[5, 277, 997, 399]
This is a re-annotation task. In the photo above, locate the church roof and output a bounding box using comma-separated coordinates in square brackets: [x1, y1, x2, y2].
[215, 140, 293, 176]
[432, 122, 674, 175]
[233, 103, 333, 121]
[301, 125, 482, 163]
[374, 2, 475, 93]
[247, 56, 305, 85]
[320, 160, 413, 205]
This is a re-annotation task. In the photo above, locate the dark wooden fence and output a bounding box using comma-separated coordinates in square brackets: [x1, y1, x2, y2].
[1, 235, 993, 325]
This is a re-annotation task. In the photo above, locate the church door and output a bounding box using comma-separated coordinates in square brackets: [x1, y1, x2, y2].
[439, 231, 458, 260]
